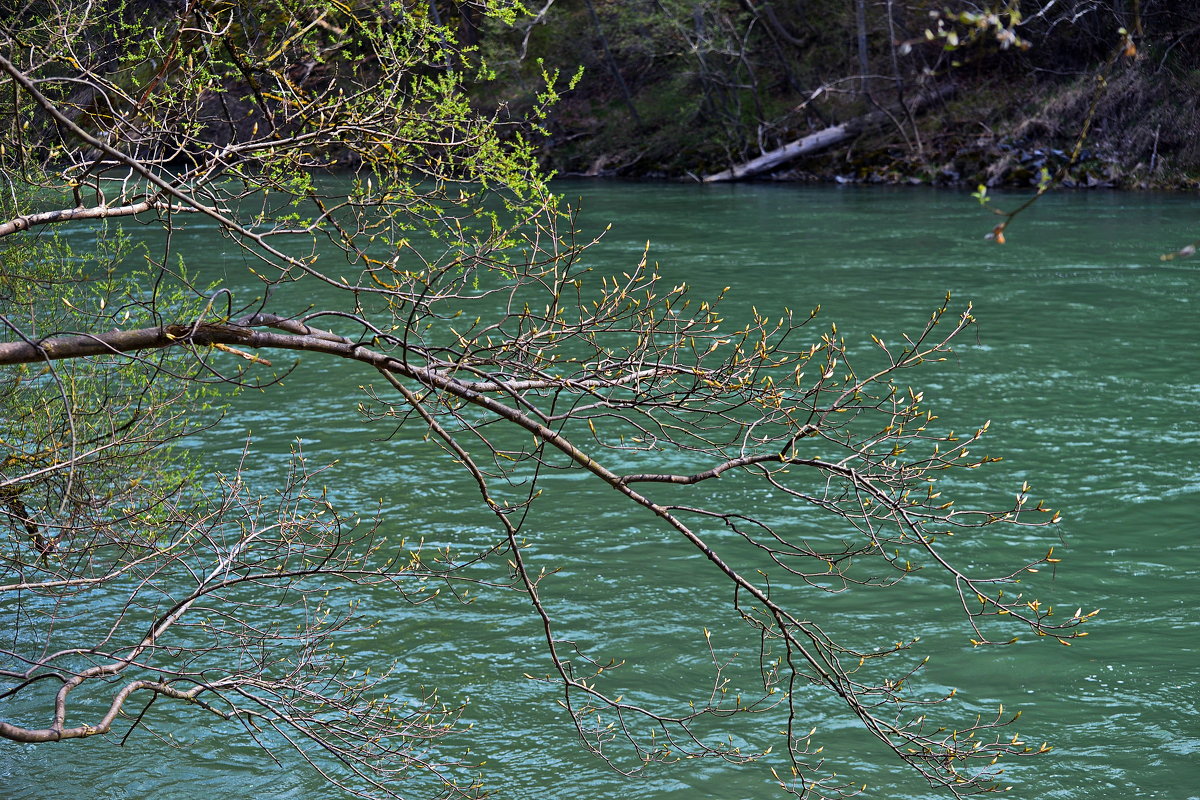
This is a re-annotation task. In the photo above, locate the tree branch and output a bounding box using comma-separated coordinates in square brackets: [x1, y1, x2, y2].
[0, 200, 197, 238]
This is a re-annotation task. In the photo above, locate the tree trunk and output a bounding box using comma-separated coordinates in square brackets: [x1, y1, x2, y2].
[702, 84, 955, 182]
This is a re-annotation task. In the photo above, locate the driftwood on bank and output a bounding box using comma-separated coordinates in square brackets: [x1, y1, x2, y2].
[703, 85, 956, 183]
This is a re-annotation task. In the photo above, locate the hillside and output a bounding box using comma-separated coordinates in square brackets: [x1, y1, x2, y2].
[469, 0, 1200, 188]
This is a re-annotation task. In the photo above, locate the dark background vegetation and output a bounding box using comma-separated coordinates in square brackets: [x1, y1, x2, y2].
[13, 1, 1198, 187]
[465, 0, 1200, 187]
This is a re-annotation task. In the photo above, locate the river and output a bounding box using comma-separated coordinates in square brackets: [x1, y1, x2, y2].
[2, 182, 1197, 800]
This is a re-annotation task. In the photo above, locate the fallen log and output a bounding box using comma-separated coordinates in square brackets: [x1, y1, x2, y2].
[703, 85, 956, 183]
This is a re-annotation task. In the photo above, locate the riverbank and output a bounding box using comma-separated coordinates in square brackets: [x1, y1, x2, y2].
[475, 3, 1200, 193]
[532, 66, 1200, 190]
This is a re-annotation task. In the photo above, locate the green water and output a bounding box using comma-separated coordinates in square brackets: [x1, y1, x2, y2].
[2, 183, 1198, 799]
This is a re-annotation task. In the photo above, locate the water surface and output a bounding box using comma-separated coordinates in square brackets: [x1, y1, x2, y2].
[3, 182, 1197, 800]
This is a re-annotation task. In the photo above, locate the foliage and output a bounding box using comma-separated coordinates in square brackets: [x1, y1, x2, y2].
[0, 225, 212, 553]
[0, 2, 1093, 799]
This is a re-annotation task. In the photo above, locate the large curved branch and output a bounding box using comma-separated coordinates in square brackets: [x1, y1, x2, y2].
[0, 307, 1085, 791]
[0, 679, 210, 742]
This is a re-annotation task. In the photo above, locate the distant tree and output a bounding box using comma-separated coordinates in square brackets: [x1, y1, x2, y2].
[0, 2, 1091, 798]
